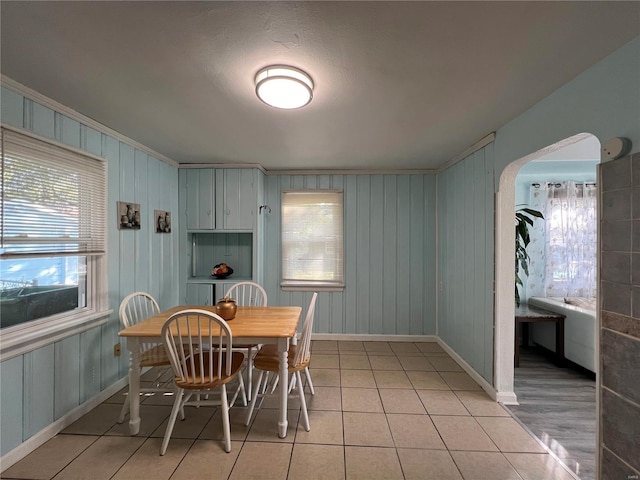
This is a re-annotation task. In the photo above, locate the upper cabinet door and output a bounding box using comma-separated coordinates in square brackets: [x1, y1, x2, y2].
[186, 169, 215, 230]
[216, 169, 255, 230]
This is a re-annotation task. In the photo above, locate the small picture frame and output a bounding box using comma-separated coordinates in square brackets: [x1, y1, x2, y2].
[155, 210, 172, 233]
[118, 201, 141, 230]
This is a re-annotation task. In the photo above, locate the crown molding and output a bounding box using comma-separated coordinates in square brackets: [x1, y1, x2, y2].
[1, 75, 179, 168]
[436, 132, 496, 174]
[264, 168, 438, 176]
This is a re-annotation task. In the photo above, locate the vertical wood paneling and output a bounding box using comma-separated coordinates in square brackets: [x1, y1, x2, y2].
[23, 344, 54, 439]
[54, 336, 80, 420]
[410, 175, 425, 334]
[56, 114, 81, 148]
[383, 176, 398, 334]
[1, 86, 24, 127]
[436, 144, 495, 383]
[356, 176, 371, 333]
[343, 175, 358, 334]
[423, 175, 437, 334]
[0, 356, 23, 455]
[80, 327, 102, 403]
[119, 143, 136, 298]
[82, 125, 102, 157]
[31, 101, 55, 139]
[134, 150, 149, 291]
[395, 176, 412, 333]
[369, 176, 384, 334]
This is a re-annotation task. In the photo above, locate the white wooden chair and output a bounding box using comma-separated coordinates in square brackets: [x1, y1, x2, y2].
[245, 292, 318, 431]
[118, 292, 173, 423]
[225, 281, 268, 398]
[160, 309, 246, 454]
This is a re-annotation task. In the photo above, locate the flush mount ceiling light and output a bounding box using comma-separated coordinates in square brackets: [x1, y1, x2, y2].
[255, 65, 314, 109]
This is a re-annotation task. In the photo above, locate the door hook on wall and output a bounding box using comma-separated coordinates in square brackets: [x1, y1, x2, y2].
[259, 205, 271, 214]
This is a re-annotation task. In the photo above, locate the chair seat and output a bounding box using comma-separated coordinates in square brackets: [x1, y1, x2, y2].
[253, 343, 310, 373]
[175, 351, 245, 390]
[140, 345, 171, 367]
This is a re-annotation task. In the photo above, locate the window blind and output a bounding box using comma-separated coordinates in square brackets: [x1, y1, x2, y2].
[281, 190, 344, 286]
[0, 128, 107, 257]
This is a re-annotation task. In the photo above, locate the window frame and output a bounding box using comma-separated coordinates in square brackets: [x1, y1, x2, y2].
[0, 125, 110, 360]
[280, 189, 345, 292]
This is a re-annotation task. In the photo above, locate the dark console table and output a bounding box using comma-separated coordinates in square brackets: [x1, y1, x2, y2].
[515, 303, 565, 368]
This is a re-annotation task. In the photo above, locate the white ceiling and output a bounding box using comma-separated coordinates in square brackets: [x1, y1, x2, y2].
[1, 1, 639, 171]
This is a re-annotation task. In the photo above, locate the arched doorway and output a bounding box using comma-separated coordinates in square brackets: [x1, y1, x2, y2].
[494, 132, 600, 403]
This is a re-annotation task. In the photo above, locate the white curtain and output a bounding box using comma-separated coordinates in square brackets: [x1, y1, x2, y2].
[526, 181, 597, 299]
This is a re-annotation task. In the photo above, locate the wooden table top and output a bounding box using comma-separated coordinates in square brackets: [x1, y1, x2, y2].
[118, 305, 302, 339]
[515, 303, 565, 320]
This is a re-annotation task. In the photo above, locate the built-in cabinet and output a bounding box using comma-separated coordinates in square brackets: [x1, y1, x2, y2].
[179, 167, 265, 305]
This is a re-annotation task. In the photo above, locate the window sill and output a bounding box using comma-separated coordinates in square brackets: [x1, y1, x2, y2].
[0, 309, 112, 361]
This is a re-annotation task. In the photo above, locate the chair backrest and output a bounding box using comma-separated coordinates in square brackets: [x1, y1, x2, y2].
[119, 292, 161, 328]
[162, 309, 235, 385]
[225, 281, 267, 306]
[293, 292, 318, 367]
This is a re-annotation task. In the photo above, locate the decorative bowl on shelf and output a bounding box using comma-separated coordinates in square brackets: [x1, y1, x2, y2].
[211, 263, 233, 279]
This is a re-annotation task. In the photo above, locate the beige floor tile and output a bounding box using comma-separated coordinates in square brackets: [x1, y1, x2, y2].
[106, 404, 172, 437]
[2, 434, 98, 480]
[431, 416, 498, 451]
[397, 448, 464, 480]
[417, 390, 470, 416]
[343, 412, 394, 447]
[288, 444, 345, 480]
[363, 342, 393, 353]
[111, 437, 191, 480]
[62, 403, 124, 435]
[306, 386, 343, 411]
[389, 342, 421, 354]
[169, 439, 241, 480]
[229, 442, 292, 480]
[440, 371, 482, 390]
[309, 354, 340, 368]
[337, 341, 365, 352]
[455, 390, 510, 416]
[341, 368, 376, 388]
[450, 451, 522, 480]
[504, 452, 577, 480]
[345, 446, 404, 480]
[339, 354, 371, 369]
[476, 417, 546, 453]
[307, 367, 340, 387]
[141, 390, 180, 406]
[52, 436, 145, 480]
[379, 388, 426, 414]
[103, 387, 129, 405]
[311, 340, 338, 352]
[150, 406, 216, 439]
[246, 408, 299, 443]
[406, 371, 449, 389]
[342, 387, 384, 412]
[398, 355, 436, 371]
[373, 370, 413, 389]
[428, 356, 464, 372]
[387, 414, 446, 449]
[415, 342, 446, 354]
[294, 410, 344, 445]
[200, 406, 252, 441]
[369, 355, 403, 370]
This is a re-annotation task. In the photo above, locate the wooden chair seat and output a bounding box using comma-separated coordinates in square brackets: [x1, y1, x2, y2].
[175, 351, 245, 389]
[253, 343, 310, 373]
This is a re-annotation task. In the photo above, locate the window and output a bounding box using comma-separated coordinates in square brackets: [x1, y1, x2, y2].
[281, 190, 344, 290]
[527, 181, 597, 299]
[0, 127, 107, 333]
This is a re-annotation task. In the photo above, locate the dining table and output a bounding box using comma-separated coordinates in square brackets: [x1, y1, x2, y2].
[118, 305, 302, 438]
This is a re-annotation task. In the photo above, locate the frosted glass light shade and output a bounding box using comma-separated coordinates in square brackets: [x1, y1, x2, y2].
[255, 65, 314, 109]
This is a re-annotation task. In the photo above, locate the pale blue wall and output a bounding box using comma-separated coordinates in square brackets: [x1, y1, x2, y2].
[0, 85, 180, 456]
[436, 36, 640, 385]
[263, 174, 437, 336]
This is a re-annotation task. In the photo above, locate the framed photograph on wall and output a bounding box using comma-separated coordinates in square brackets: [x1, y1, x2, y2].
[155, 210, 171, 233]
[118, 201, 141, 230]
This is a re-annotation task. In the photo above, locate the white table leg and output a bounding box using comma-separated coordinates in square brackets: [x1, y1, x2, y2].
[277, 337, 289, 438]
[127, 337, 141, 435]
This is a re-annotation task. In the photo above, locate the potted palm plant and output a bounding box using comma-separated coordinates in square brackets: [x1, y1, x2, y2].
[515, 206, 544, 307]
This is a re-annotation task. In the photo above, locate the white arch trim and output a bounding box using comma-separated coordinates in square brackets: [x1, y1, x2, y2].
[494, 132, 598, 404]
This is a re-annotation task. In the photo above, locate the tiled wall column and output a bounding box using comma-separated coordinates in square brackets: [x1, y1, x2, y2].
[599, 152, 640, 479]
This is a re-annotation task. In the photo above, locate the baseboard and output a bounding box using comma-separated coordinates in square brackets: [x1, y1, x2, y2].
[0, 377, 128, 471]
[310, 333, 438, 342]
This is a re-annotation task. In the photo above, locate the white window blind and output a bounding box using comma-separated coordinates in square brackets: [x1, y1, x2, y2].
[1, 127, 107, 258]
[281, 190, 344, 288]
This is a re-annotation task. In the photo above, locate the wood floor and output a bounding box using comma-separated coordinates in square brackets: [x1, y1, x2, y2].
[506, 346, 597, 480]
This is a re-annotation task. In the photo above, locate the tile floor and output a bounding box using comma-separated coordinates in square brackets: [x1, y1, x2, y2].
[2, 341, 579, 480]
